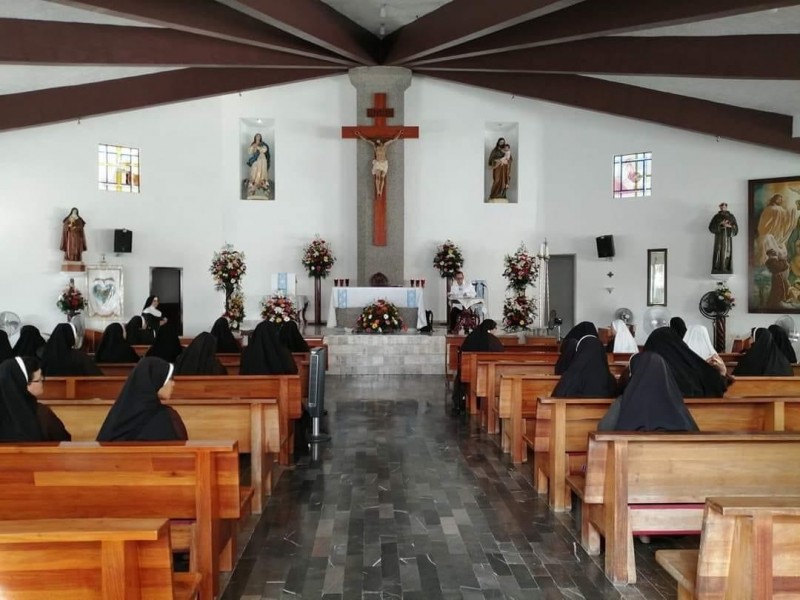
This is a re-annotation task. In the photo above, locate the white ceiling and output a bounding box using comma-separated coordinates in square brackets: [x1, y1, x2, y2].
[0, 1, 797, 123]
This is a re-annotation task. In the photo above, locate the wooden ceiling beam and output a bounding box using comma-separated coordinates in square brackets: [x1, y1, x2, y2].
[412, 0, 800, 64]
[415, 35, 800, 79]
[383, 0, 582, 65]
[426, 71, 800, 154]
[214, 0, 380, 65]
[0, 68, 334, 132]
[0, 19, 347, 68]
[48, 0, 351, 64]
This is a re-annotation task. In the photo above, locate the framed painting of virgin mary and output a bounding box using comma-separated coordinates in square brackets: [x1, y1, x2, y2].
[85, 265, 124, 318]
[749, 175, 800, 313]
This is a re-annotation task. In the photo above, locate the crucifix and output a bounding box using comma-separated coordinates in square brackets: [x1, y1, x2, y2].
[342, 92, 419, 246]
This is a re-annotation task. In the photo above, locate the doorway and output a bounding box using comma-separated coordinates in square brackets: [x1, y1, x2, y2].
[548, 254, 576, 338]
[149, 267, 183, 335]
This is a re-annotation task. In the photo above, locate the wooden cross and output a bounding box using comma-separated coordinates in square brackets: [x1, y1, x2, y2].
[342, 93, 419, 246]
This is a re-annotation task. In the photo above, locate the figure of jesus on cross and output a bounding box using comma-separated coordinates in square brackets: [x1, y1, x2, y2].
[342, 93, 418, 246]
[354, 129, 403, 197]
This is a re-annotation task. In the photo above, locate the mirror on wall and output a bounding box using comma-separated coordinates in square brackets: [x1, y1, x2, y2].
[647, 249, 667, 306]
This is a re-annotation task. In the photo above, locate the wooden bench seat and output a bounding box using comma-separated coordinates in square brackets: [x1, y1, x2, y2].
[0, 441, 242, 599]
[656, 496, 800, 599]
[567, 432, 800, 584]
[533, 395, 800, 513]
[40, 374, 302, 510]
[0, 517, 201, 600]
[98, 352, 312, 396]
[445, 335, 559, 380]
[726, 376, 800, 397]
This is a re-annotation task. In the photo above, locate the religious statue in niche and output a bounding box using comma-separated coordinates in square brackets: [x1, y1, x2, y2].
[487, 137, 513, 202]
[708, 202, 738, 274]
[355, 130, 403, 196]
[60, 207, 87, 271]
[244, 133, 272, 199]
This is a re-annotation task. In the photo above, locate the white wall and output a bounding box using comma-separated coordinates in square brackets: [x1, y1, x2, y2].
[1, 72, 797, 345]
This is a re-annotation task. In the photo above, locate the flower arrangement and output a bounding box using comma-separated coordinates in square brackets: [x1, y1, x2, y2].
[57, 282, 86, 315]
[260, 293, 296, 324]
[712, 281, 735, 313]
[355, 299, 405, 333]
[210, 244, 247, 292]
[301, 236, 335, 279]
[502, 294, 536, 332]
[502, 242, 539, 293]
[225, 291, 245, 330]
[433, 240, 464, 278]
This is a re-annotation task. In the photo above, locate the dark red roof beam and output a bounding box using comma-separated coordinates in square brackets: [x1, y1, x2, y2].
[0, 19, 348, 68]
[412, 0, 800, 64]
[49, 0, 351, 64]
[415, 35, 800, 79]
[0, 67, 334, 132]
[427, 71, 800, 154]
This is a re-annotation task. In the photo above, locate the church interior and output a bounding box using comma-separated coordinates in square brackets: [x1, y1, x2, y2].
[1, 1, 800, 598]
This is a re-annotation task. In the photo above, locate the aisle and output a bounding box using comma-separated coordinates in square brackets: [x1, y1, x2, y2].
[222, 376, 685, 599]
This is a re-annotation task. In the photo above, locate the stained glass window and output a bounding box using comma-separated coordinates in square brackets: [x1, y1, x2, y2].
[613, 152, 651, 198]
[98, 144, 140, 193]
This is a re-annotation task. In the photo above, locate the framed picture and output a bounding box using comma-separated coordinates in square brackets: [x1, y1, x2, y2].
[484, 122, 518, 204]
[748, 175, 800, 313]
[240, 118, 275, 200]
[85, 265, 124, 318]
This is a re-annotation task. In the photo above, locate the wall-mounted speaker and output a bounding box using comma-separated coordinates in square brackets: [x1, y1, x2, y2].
[596, 235, 615, 259]
[114, 229, 132, 253]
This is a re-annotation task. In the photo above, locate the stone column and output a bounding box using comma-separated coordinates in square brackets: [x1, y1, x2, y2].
[348, 67, 412, 287]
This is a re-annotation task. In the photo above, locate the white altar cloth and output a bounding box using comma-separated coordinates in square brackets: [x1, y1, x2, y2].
[327, 287, 427, 328]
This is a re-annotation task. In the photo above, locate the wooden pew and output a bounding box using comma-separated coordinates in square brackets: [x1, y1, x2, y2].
[98, 353, 312, 398]
[445, 335, 558, 380]
[0, 441, 243, 600]
[727, 376, 800, 397]
[535, 395, 800, 513]
[656, 496, 800, 599]
[40, 375, 302, 510]
[0, 517, 201, 599]
[480, 362, 626, 436]
[566, 432, 800, 584]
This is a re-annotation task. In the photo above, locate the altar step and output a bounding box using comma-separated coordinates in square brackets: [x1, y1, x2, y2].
[325, 333, 445, 375]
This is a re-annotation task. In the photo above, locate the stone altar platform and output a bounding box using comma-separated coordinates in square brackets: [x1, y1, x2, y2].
[324, 330, 444, 375]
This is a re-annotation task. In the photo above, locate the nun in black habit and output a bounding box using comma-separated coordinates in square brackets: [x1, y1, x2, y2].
[554, 338, 578, 375]
[95, 322, 140, 364]
[0, 356, 71, 442]
[451, 320, 504, 415]
[767, 324, 797, 364]
[643, 327, 727, 397]
[240, 321, 298, 375]
[733, 328, 792, 376]
[146, 324, 183, 364]
[598, 352, 698, 432]
[96, 357, 187, 441]
[552, 335, 617, 398]
[0, 331, 13, 363]
[563, 321, 600, 343]
[174, 333, 226, 376]
[210, 317, 241, 354]
[669, 317, 688, 339]
[278, 321, 310, 353]
[125, 315, 153, 346]
[41, 323, 102, 377]
[13, 325, 46, 358]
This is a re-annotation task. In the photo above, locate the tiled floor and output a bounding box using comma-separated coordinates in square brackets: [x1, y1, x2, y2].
[221, 375, 692, 600]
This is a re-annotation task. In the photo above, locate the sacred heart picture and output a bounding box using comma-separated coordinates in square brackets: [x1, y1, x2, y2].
[86, 266, 124, 317]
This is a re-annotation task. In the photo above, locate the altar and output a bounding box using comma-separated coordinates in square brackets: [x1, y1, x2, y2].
[327, 286, 427, 329]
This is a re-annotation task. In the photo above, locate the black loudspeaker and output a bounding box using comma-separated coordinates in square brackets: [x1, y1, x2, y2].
[596, 235, 615, 259]
[114, 229, 132, 253]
